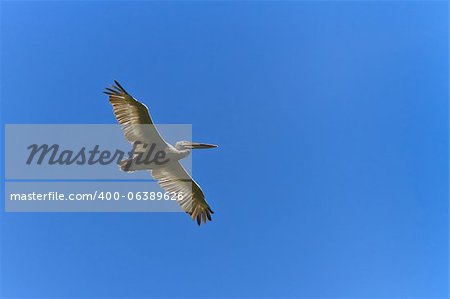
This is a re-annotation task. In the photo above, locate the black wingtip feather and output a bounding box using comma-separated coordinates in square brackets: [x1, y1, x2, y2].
[105, 87, 119, 94]
[113, 80, 128, 94]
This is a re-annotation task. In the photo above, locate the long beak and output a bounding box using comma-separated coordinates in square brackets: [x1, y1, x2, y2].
[189, 142, 218, 149]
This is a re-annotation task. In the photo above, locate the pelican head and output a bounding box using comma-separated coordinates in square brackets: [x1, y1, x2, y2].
[175, 141, 218, 150]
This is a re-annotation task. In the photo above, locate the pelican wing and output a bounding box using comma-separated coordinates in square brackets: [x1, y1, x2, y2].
[105, 80, 168, 148]
[152, 162, 214, 225]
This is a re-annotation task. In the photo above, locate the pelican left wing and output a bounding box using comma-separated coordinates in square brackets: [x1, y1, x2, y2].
[105, 80, 168, 148]
[152, 162, 214, 225]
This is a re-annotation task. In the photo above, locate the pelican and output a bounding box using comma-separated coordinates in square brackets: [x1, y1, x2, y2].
[104, 80, 217, 225]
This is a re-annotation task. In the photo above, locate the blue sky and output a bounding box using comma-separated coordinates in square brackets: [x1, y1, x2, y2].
[0, 1, 448, 298]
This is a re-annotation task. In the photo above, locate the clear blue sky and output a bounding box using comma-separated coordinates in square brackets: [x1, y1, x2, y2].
[0, 1, 448, 298]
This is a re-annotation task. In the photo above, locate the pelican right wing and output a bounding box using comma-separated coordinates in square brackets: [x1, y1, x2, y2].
[152, 162, 214, 225]
[105, 80, 168, 148]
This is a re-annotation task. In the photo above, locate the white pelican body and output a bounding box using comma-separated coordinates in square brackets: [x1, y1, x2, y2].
[105, 81, 217, 225]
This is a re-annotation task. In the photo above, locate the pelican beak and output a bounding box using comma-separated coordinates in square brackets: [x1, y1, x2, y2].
[189, 142, 218, 149]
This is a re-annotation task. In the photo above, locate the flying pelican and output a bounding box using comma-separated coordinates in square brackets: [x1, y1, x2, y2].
[104, 80, 217, 225]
